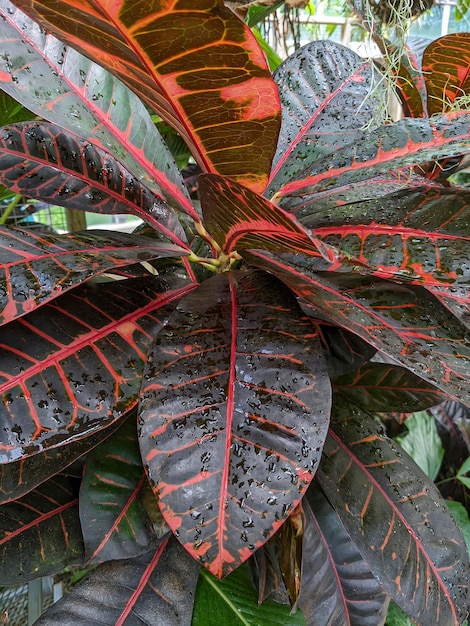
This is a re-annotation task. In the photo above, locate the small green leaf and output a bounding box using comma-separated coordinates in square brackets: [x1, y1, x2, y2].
[446, 500, 470, 554]
[457, 475, 470, 490]
[394, 411, 444, 480]
[386, 601, 415, 626]
[192, 563, 306, 626]
[457, 455, 470, 477]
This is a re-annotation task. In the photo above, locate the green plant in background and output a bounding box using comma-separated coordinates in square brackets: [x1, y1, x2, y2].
[0, 1, 469, 624]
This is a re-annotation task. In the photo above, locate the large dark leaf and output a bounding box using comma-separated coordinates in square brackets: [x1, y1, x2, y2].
[273, 112, 470, 203]
[80, 415, 161, 565]
[0, 0, 197, 218]
[267, 40, 382, 196]
[422, 34, 470, 116]
[0, 226, 188, 325]
[0, 277, 195, 463]
[244, 251, 470, 407]
[0, 122, 189, 245]
[317, 324, 377, 378]
[0, 412, 126, 504]
[12, 0, 281, 193]
[333, 362, 446, 412]
[34, 536, 200, 626]
[317, 401, 470, 625]
[0, 474, 83, 584]
[139, 270, 332, 578]
[302, 483, 390, 626]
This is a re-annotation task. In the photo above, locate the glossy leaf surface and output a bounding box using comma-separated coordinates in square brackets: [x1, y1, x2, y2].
[139, 270, 332, 578]
[0, 414, 126, 504]
[0, 277, 194, 463]
[0, 122, 189, 246]
[317, 402, 469, 625]
[12, 0, 281, 193]
[333, 362, 445, 412]
[80, 415, 160, 565]
[303, 483, 390, 626]
[244, 251, 470, 407]
[267, 40, 382, 196]
[0, 474, 83, 584]
[0, 0, 196, 218]
[34, 537, 200, 626]
[422, 34, 470, 116]
[0, 226, 187, 325]
[274, 112, 470, 202]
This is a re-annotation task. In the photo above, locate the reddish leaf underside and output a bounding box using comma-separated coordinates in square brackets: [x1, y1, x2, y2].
[11, 0, 281, 193]
[0, 226, 187, 325]
[0, 278, 195, 463]
[422, 33, 470, 116]
[317, 403, 469, 625]
[139, 270, 332, 578]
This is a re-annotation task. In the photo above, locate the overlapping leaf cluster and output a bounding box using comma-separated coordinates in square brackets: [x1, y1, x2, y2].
[0, 1, 468, 624]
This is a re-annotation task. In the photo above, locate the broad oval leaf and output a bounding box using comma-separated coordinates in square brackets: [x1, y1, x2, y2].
[302, 483, 390, 626]
[12, 0, 281, 193]
[0, 225, 188, 325]
[244, 251, 470, 407]
[0, 0, 196, 218]
[317, 402, 470, 626]
[422, 33, 470, 116]
[0, 277, 195, 463]
[139, 270, 332, 578]
[267, 40, 382, 196]
[34, 537, 200, 626]
[80, 414, 161, 565]
[0, 121, 189, 246]
[0, 474, 83, 584]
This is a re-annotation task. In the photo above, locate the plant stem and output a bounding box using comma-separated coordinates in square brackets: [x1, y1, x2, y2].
[0, 194, 22, 224]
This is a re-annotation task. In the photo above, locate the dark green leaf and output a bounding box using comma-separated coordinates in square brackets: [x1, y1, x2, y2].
[80, 415, 162, 565]
[395, 411, 444, 480]
[0, 474, 84, 584]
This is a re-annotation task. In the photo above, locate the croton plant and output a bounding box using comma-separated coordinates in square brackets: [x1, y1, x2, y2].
[0, 1, 469, 624]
